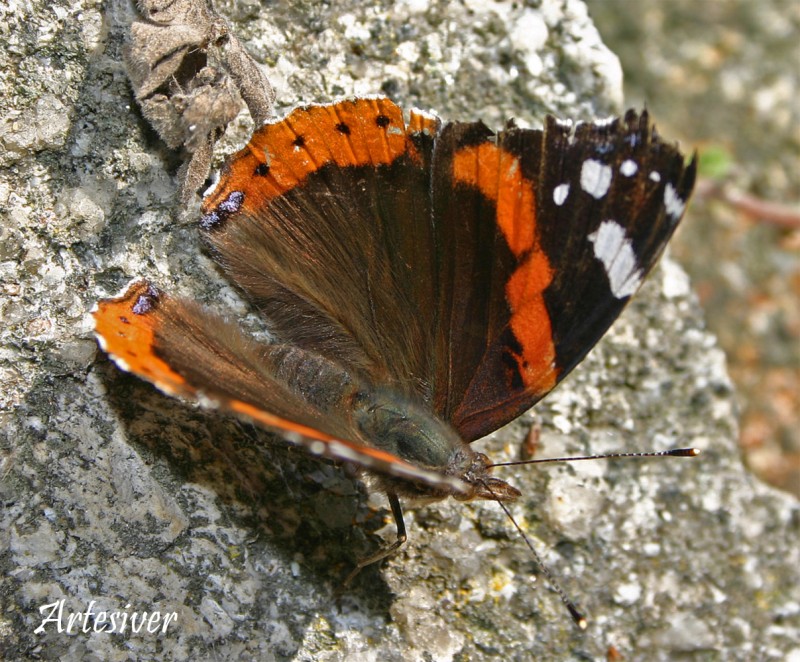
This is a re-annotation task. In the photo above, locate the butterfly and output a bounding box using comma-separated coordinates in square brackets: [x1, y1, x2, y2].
[93, 97, 696, 618]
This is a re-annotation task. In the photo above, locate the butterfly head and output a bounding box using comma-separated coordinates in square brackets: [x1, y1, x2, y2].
[452, 451, 522, 503]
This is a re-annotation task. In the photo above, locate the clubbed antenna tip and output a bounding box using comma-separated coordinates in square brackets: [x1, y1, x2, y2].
[568, 604, 588, 630]
[667, 448, 701, 457]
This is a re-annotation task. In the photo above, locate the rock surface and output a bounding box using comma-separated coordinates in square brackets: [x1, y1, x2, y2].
[1, 0, 798, 660]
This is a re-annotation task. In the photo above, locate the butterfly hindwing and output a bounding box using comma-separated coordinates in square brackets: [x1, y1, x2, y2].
[93, 280, 357, 438]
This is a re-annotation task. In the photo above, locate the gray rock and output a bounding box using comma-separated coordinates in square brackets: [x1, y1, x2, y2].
[1, 0, 798, 660]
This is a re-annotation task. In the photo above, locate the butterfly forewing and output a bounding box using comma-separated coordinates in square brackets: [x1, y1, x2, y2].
[92, 280, 468, 494]
[430, 111, 696, 440]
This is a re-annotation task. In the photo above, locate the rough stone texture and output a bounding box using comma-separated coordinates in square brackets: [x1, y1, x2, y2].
[1, 0, 798, 660]
[587, 0, 800, 499]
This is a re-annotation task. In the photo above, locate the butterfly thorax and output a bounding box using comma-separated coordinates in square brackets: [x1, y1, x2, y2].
[351, 389, 521, 503]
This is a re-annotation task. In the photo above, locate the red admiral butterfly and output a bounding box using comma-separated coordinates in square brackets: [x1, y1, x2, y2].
[93, 97, 696, 625]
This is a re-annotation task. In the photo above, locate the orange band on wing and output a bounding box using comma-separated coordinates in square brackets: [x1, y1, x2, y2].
[452, 143, 557, 393]
[203, 98, 420, 218]
[227, 400, 340, 442]
[451, 143, 536, 257]
[92, 280, 190, 397]
[230, 400, 415, 466]
[505, 253, 557, 393]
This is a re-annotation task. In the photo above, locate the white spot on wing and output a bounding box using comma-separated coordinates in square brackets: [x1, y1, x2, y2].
[553, 183, 570, 206]
[649, 171, 661, 183]
[202, 170, 220, 198]
[620, 159, 638, 177]
[197, 393, 221, 409]
[664, 182, 686, 220]
[580, 159, 612, 199]
[594, 116, 616, 127]
[110, 355, 131, 373]
[588, 220, 643, 299]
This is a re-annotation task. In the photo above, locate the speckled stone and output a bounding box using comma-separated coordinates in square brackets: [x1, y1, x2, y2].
[1, 0, 798, 660]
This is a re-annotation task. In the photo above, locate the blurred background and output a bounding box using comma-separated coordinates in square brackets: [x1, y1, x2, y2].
[585, 0, 800, 496]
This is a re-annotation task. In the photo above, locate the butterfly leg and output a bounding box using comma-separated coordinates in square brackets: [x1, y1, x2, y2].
[343, 493, 407, 586]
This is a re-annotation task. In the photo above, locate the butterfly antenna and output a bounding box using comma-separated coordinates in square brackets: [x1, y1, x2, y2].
[489, 447, 700, 469]
[480, 480, 588, 630]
